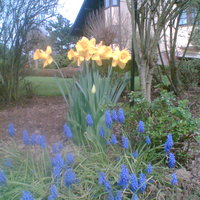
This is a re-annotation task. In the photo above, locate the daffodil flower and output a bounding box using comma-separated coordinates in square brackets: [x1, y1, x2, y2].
[67, 49, 84, 66]
[92, 42, 112, 66]
[112, 47, 131, 69]
[33, 46, 53, 68]
[75, 37, 96, 61]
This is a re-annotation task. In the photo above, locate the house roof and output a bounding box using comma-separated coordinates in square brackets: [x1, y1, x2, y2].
[70, 0, 104, 36]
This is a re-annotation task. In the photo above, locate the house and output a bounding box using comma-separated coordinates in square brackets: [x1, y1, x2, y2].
[71, 0, 200, 63]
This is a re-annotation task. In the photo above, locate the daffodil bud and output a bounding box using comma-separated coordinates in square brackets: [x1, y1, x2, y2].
[91, 84, 96, 94]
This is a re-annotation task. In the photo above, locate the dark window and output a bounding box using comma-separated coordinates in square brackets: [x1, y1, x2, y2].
[104, 0, 110, 8]
[112, 0, 119, 6]
[179, 11, 187, 25]
[179, 8, 200, 25]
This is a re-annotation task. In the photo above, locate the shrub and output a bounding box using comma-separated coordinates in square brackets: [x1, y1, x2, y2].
[179, 59, 200, 88]
[125, 91, 200, 147]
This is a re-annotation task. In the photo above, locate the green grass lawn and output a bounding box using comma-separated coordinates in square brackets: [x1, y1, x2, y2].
[21, 76, 71, 96]
[20, 75, 140, 97]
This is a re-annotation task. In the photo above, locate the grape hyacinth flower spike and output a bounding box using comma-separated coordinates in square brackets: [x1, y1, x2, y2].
[132, 151, 138, 159]
[118, 108, 125, 124]
[37, 135, 47, 149]
[21, 191, 35, 200]
[118, 165, 130, 189]
[146, 163, 153, 174]
[86, 114, 93, 126]
[99, 127, 105, 137]
[105, 110, 112, 128]
[111, 109, 118, 122]
[23, 129, 30, 145]
[0, 169, 6, 186]
[131, 194, 139, 200]
[164, 134, 173, 153]
[66, 153, 74, 166]
[168, 153, 176, 168]
[111, 134, 118, 144]
[122, 135, 129, 149]
[130, 173, 138, 192]
[138, 121, 145, 133]
[171, 173, 178, 185]
[139, 173, 147, 192]
[5, 159, 12, 168]
[115, 190, 122, 200]
[145, 136, 151, 145]
[49, 184, 58, 199]
[64, 168, 76, 188]
[63, 123, 73, 139]
[8, 123, 15, 137]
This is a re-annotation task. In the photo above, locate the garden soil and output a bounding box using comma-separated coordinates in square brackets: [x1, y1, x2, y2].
[0, 96, 67, 143]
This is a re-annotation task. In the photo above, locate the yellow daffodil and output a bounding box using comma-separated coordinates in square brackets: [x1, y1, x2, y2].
[75, 37, 96, 61]
[67, 49, 84, 66]
[112, 47, 131, 69]
[91, 84, 96, 94]
[91, 42, 113, 66]
[33, 46, 53, 68]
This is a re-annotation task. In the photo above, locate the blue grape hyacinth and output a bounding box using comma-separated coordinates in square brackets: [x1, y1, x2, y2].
[115, 190, 122, 200]
[49, 184, 58, 199]
[23, 129, 30, 145]
[132, 151, 138, 159]
[5, 158, 12, 168]
[146, 163, 153, 174]
[52, 144, 58, 154]
[130, 173, 138, 192]
[53, 166, 61, 180]
[21, 191, 35, 200]
[54, 153, 65, 168]
[98, 172, 112, 192]
[99, 127, 105, 137]
[139, 173, 147, 192]
[138, 121, 145, 133]
[30, 134, 37, 145]
[131, 194, 139, 200]
[8, 123, 15, 137]
[118, 165, 130, 189]
[86, 114, 93, 126]
[64, 168, 76, 188]
[111, 134, 118, 144]
[66, 153, 74, 166]
[98, 172, 106, 185]
[37, 135, 47, 149]
[168, 153, 176, 168]
[118, 108, 125, 124]
[171, 173, 178, 185]
[63, 123, 73, 139]
[164, 134, 173, 153]
[0, 169, 6, 186]
[107, 191, 114, 200]
[145, 136, 151, 145]
[105, 110, 112, 128]
[111, 109, 118, 122]
[122, 135, 129, 149]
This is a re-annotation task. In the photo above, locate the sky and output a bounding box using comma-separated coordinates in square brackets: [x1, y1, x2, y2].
[58, 0, 84, 23]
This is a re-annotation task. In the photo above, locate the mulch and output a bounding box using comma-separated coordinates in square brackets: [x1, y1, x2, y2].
[0, 96, 67, 143]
